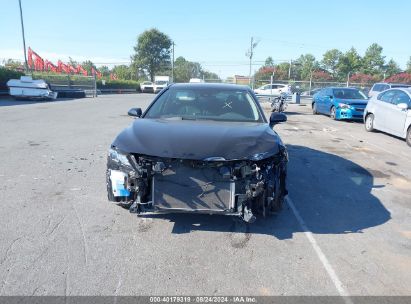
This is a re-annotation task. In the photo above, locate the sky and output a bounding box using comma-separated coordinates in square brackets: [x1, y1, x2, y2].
[1, 0, 410, 78]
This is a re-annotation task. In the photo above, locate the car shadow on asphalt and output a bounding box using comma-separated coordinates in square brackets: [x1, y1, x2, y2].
[141, 145, 391, 239]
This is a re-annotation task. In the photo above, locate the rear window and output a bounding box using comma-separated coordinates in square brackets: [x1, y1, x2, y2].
[373, 84, 389, 92]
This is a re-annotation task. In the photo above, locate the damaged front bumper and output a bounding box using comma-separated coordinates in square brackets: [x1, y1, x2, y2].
[106, 147, 288, 222]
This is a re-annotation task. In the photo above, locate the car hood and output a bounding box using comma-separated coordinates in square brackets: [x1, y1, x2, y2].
[112, 118, 282, 160]
[335, 98, 368, 105]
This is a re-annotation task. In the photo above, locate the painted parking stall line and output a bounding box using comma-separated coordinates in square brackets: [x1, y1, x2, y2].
[286, 196, 353, 303]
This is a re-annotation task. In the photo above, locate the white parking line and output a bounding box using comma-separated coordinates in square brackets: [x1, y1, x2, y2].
[286, 196, 353, 303]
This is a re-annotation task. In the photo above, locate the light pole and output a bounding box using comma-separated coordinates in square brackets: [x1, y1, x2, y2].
[309, 68, 314, 94]
[346, 72, 350, 87]
[18, 0, 28, 73]
[246, 37, 259, 88]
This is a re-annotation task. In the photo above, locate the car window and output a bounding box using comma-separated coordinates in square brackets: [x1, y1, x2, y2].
[391, 90, 411, 106]
[332, 88, 366, 99]
[378, 90, 397, 104]
[271, 85, 278, 89]
[382, 84, 390, 91]
[373, 84, 382, 92]
[145, 87, 263, 122]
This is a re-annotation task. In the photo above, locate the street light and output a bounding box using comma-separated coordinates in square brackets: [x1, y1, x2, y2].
[246, 37, 259, 88]
[18, 0, 28, 72]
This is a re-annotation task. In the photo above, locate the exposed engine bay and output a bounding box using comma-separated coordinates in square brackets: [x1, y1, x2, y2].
[106, 147, 288, 223]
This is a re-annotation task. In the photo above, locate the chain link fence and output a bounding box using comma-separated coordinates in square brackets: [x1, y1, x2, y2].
[254, 79, 372, 96]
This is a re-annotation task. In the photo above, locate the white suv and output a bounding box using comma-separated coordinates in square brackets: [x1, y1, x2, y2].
[254, 83, 291, 96]
[364, 88, 411, 146]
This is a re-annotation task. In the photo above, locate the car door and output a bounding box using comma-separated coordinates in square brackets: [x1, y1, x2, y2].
[276, 84, 285, 95]
[270, 84, 278, 96]
[322, 88, 333, 113]
[314, 89, 325, 113]
[375, 90, 398, 132]
[383, 90, 410, 137]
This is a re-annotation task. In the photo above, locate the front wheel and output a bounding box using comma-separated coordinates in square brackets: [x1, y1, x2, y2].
[330, 106, 337, 120]
[406, 127, 411, 147]
[312, 102, 318, 114]
[365, 114, 375, 132]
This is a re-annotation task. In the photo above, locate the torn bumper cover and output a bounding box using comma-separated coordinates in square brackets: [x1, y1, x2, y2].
[106, 146, 288, 223]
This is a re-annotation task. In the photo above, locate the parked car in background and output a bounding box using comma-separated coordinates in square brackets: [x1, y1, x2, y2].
[364, 88, 411, 146]
[254, 83, 291, 97]
[312, 87, 368, 120]
[140, 81, 154, 93]
[368, 83, 411, 98]
[301, 88, 321, 97]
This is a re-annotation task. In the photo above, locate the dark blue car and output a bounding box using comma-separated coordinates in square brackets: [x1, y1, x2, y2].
[312, 87, 368, 120]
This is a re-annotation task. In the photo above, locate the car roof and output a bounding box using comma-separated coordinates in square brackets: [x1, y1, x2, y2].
[390, 87, 411, 94]
[260, 83, 287, 86]
[326, 87, 360, 90]
[373, 82, 411, 86]
[170, 83, 251, 91]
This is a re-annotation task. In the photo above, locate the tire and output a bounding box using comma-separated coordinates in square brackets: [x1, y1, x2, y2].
[312, 102, 318, 114]
[330, 106, 337, 120]
[365, 114, 375, 132]
[406, 127, 411, 147]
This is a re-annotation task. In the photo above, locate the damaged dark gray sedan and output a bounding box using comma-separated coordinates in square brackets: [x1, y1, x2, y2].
[106, 83, 288, 222]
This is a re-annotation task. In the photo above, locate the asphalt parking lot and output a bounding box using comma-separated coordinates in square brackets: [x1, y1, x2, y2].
[0, 94, 410, 296]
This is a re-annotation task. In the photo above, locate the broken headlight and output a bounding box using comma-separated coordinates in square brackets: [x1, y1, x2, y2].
[108, 147, 134, 171]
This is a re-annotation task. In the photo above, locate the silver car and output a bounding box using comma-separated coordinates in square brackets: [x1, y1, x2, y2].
[368, 82, 411, 98]
[364, 88, 411, 146]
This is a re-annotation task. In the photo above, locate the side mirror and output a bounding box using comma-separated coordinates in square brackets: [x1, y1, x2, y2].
[128, 107, 142, 117]
[269, 112, 287, 127]
[327, 95, 334, 99]
[397, 103, 409, 110]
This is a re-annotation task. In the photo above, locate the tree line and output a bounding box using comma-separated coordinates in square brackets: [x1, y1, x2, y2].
[255, 44, 411, 84]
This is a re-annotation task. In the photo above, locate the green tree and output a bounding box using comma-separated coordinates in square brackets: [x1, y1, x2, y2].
[112, 65, 132, 80]
[68, 57, 78, 67]
[99, 65, 110, 77]
[81, 60, 96, 75]
[336, 47, 362, 81]
[384, 59, 401, 78]
[294, 54, 318, 80]
[264, 56, 274, 66]
[275, 62, 290, 80]
[406, 56, 411, 73]
[173, 56, 203, 82]
[321, 49, 342, 78]
[361, 43, 385, 75]
[4, 59, 23, 70]
[202, 70, 220, 81]
[132, 28, 172, 81]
